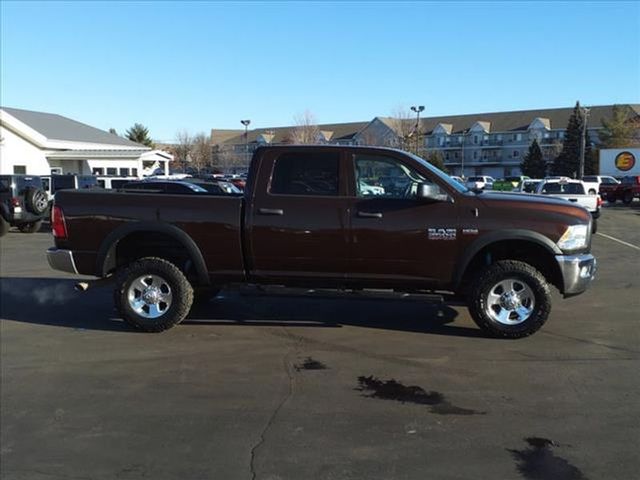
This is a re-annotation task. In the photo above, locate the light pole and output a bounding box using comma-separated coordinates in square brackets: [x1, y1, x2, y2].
[410, 105, 425, 154]
[240, 119, 251, 166]
[578, 106, 590, 179]
[460, 129, 467, 178]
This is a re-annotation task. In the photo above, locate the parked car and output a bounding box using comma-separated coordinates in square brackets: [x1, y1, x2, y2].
[48, 145, 597, 339]
[120, 180, 209, 194]
[0, 174, 49, 237]
[535, 178, 602, 232]
[606, 175, 640, 204]
[492, 176, 530, 191]
[582, 175, 621, 201]
[465, 176, 495, 190]
[188, 179, 242, 195]
[449, 175, 465, 185]
[42, 174, 98, 203]
[513, 179, 542, 194]
[96, 176, 140, 189]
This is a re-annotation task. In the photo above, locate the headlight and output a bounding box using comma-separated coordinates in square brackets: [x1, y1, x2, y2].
[557, 224, 588, 251]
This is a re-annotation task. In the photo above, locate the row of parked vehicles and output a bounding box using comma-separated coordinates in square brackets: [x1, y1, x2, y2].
[0, 173, 246, 237]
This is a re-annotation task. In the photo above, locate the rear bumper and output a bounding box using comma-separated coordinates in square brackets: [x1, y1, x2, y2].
[46, 248, 78, 274]
[555, 253, 597, 297]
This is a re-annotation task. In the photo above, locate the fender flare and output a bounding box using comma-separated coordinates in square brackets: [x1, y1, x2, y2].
[453, 229, 562, 288]
[96, 221, 210, 285]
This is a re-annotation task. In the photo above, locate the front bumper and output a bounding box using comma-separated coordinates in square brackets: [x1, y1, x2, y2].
[555, 253, 597, 297]
[46, 248, 78, 274]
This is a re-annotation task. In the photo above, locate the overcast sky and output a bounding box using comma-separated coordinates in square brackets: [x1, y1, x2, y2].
[2, 1, 639, 141]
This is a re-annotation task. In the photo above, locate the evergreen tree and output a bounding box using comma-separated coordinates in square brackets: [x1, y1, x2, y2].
[125, 123, 154, 147]
[551, 102, 584, 177]
[426, 151, 447, 173]
[599, 104, 640, 148]
[520, 138, 546, 178]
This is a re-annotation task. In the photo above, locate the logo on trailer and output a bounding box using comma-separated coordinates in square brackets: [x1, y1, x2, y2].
[615, 151, 636, 172]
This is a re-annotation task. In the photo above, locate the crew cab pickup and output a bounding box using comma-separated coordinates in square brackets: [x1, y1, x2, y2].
[47, 146, 597, 338]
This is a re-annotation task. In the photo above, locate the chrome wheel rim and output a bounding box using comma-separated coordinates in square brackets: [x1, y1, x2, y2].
[485, 278, 535, 325]
[127, 274, 172, 319]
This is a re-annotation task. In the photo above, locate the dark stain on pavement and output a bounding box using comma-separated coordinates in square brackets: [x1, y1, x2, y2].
[508, 437, 587, 480]
[295, 357, 328, 371]
[356, 375, 484, 415]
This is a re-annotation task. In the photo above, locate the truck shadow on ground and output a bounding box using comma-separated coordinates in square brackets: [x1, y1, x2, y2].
[0, 277, 483, 338]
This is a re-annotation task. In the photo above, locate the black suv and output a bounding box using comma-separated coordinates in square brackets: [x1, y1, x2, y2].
[0, 175, 49, 237]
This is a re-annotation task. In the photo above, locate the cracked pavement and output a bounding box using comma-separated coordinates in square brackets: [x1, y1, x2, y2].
[1, 205, 639, 480]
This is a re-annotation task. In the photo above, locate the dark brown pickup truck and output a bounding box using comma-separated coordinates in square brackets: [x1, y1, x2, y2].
[47, 146, 597, 338]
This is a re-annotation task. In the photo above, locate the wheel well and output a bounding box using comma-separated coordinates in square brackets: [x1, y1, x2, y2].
[114, 232, 200, 284]
[460, 240, 562, 294]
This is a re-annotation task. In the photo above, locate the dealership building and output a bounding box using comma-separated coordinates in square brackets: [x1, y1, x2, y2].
[0, 107, 172, 177]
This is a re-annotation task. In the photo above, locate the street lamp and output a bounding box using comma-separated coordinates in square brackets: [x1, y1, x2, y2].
[240, 119, 251, 165]
[410, 105, 425, 153]
[460, 129, 467, 179]
[578, 106, 590, 179]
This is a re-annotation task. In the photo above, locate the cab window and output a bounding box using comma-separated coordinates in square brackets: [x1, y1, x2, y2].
[270, 152, 339, 196]
[353, 154, 447, 200]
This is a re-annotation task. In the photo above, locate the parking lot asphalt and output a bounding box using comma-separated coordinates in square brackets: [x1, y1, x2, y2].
[1, 205, 639, 480]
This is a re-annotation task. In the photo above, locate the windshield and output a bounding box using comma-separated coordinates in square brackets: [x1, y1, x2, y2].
[404, 151, 469, 193]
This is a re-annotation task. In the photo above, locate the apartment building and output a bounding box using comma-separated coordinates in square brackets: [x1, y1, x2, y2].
[211, 104, 639, 177]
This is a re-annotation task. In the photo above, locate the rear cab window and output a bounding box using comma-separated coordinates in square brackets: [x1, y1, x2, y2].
[269, 152, 340, 196]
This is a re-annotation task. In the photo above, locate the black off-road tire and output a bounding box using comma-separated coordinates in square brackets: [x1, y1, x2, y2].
[24, 187, 48, 215]
[468, 260, 552, 339]
[114, 257, 194, 333]
[18, 220, 43, 234]
[193, 287, 221, 304]
[0, 216, 9, 238]
[622, 191, 633, 205]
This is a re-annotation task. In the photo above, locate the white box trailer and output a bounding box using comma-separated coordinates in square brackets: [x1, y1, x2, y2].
[599, 148, 640, 176]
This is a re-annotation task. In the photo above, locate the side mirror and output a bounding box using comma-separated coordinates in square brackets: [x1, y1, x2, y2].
[416, 182, 442, 201]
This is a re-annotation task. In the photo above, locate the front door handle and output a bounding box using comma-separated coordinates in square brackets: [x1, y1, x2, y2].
[258, 208, 284, 215]
[357, 211, 383, 218]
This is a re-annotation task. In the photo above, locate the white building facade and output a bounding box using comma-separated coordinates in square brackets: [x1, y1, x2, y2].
[0, 107, 171, 177]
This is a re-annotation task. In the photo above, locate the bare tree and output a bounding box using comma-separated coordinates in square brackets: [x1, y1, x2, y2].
[212, 145, 246, 171]
[191, 133, 212, 172]
[290, 110, 320, 144]
[174, 130, 193, 171]
[387, 106, 419, 153]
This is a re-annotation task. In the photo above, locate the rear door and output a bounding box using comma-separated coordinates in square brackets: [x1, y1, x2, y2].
[345, 151, 459, 288]
[247, 148, 350, 284]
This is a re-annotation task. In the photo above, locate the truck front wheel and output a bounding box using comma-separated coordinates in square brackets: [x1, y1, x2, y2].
[114, 257, 194, 332]
[468, 260, 551, 339]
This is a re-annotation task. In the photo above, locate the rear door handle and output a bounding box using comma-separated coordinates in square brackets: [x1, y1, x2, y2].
[258, 208, 284, 215]
[568, 198, 578, 202]
[357, 211, 383, 218]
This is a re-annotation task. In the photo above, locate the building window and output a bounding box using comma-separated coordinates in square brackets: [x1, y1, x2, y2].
[132, 168, 138, 177]
[558, 131, 565, 139]
[107, 167, 117, 175]
[504, 167, 512, 177]
[445, 152, 450, 160]
[516, 133, 522, 141]
[473, 135, 478, 144]
[454, 152, 459, 159]
[497, 134, 502, 141]
[92, 168, 104, 175]
[513, 150, 520, 158]
[458, 136, 463, 144]
[438, 137, 444, 146]
[473, 151, 478, 160]
[13, 165, 26, 174]
[119, 168, 129, 176]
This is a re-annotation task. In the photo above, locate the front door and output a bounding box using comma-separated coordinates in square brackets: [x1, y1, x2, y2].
[248, 149, 350, 284]
[347, 152, 459, 288]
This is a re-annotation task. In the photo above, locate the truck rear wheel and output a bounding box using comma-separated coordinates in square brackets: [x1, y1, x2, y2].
[623, 191, 633, 205]
[114, 257, 194, 332]
[0, 216, 9, 237]
[468, 260, 551, 339]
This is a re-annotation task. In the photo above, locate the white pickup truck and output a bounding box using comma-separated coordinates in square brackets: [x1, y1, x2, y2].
[536, 179, 602, 232]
